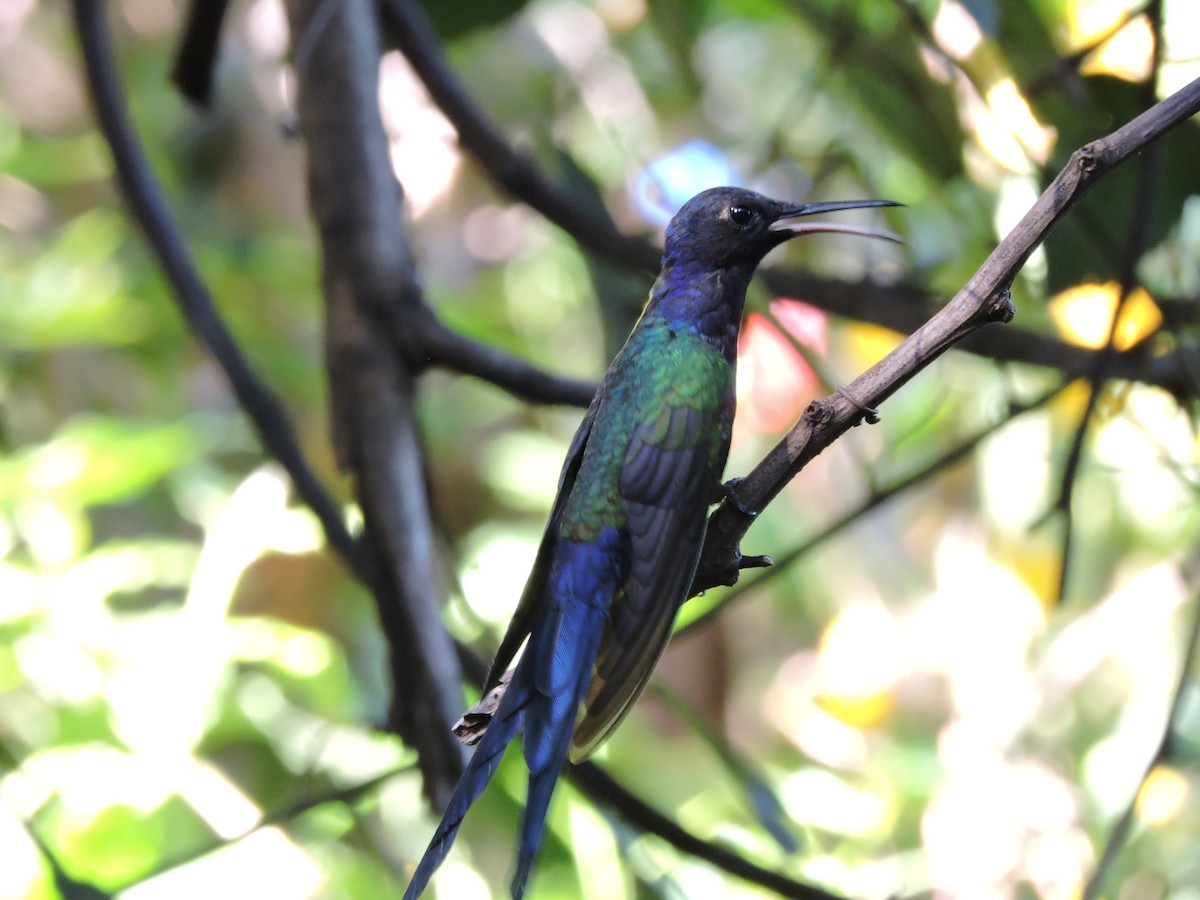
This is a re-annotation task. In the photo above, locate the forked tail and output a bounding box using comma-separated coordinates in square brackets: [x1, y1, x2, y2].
[403, 534, 618, 899]
[401, 675, 530, 900]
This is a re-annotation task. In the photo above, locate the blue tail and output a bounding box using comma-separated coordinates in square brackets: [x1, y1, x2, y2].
[401, 671, 532, 900]
[511, 596, 606, 896]
[403, 533, 622, 900]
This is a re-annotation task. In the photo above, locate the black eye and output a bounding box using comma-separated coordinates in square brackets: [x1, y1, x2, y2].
[728, 205, 754, 226]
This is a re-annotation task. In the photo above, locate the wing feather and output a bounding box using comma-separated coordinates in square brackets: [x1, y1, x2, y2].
[569, 399, 724, 760]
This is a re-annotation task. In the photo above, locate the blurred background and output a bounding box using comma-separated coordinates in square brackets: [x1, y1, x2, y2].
[2, 0, 1200, 897]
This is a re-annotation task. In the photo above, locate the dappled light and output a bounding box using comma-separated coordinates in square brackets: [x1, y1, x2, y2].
[3, 0, 1200, 898]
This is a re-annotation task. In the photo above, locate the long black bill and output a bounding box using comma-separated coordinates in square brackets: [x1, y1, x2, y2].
[770, 199, 904, 244]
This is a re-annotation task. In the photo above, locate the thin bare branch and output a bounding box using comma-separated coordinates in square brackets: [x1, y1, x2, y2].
[108, 760, 416, 893]
[1053, 0, 1166, 607]
[569, 763, 843, 900]
[420, 323, 596, 407]
[447, 652, 845, 899]
[693, 74, 1200, 593]
[379, 0, 659, 270]
[684, 382, 1066, 627]
[69, 0, 365, 576]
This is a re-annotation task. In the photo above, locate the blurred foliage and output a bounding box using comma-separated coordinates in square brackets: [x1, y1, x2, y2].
[2, 0, 1200, 898]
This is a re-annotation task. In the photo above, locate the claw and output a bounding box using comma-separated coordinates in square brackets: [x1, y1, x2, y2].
[739, 554, 772, 571]
[721, 477, 757, 517]
[836, 386, 880, 425]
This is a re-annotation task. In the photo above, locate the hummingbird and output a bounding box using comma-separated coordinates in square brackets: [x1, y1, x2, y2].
[403, 186, 900, 899]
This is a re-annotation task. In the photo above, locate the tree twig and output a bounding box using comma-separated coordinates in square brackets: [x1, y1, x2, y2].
[380, 0, 659, 271]
[682, 382, 1066, 631]
[569, 763, 843, 900]
[1052, 0, 1166, 607]
[420, 323, 595, 407]
[170, 0, 231, 106]
[107, 763, 414, 892]
[447, 651, 844, 898]
[692, 74, 1200, 593]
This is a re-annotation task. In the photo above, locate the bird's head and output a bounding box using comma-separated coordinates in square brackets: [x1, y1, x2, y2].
[662, 186, 901, 273]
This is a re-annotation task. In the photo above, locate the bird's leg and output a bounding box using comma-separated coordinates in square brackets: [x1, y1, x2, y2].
[836, 385, 881, 425]
[719, 481, 773, 567]
[701, 479, 773, 583]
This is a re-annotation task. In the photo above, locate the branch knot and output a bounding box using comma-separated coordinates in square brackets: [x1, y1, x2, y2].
[987, 287, 1016, 323]
[803, 399, 835, 426]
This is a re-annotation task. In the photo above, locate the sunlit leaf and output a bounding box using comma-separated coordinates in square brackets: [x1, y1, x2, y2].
[0, 415, 205, 509]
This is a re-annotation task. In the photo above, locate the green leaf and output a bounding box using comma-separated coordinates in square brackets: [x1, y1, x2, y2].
[0, 415, 206, 510]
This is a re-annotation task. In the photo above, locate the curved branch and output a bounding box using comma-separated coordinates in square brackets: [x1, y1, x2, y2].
[380, 0, 659, 271]
[69, 0, 364, 575]
[447, 652, 843, 899]
[1053, 0, 1166, 606]
[106, 728, 842, 900]
[1083, 560, 1200, 899]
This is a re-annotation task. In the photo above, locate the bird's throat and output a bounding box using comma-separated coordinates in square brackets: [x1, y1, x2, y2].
[644, 264, 751, 364]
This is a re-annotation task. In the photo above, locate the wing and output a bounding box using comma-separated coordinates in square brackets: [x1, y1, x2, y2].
[479, 392, 602, 694]
[569, 393, 726, 761]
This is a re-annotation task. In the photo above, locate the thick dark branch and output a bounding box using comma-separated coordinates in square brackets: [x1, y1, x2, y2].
[69, 0, 364, 576]
[172, 0, 592, 412]
[693, 75, 1200, 593]
[285, 0, 466, 806]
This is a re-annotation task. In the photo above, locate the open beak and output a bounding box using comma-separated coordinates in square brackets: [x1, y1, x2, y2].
[769, 199, 904, 244]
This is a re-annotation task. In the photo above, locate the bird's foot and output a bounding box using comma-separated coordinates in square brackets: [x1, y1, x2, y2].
[720, 477, 758, 517]
[836, 386, 881, 425]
